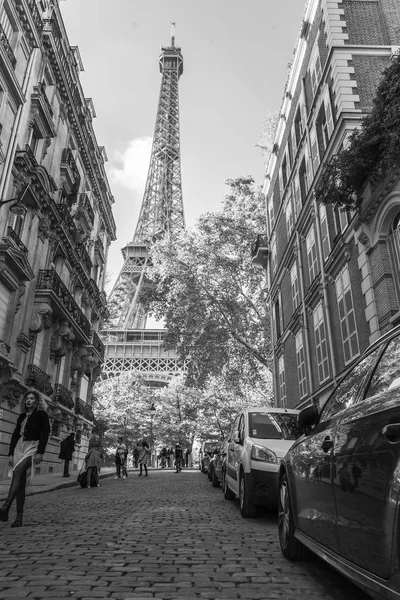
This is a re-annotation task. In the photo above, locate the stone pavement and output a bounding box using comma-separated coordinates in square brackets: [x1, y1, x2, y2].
[0, 469, 370, 600]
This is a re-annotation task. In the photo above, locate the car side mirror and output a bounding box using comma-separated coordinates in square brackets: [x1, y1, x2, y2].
[298, 405, 319, 432]
[232, 431, 241, 444]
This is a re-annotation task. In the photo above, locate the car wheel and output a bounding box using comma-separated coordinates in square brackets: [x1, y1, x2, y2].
[222, 470, 235, 500]
[239, 472, 257, 518]
[212, 470, 219, 487]
[278, 473, 307, 560]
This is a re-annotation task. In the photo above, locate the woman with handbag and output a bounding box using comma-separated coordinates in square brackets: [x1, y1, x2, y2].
[0, 389, 50, 527]
[85, 444, 103, 488]
[138, 440, 150, 476]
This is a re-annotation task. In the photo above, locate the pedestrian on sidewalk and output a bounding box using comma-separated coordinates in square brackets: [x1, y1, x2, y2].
[0, 389, 50, 528]
[138, 440, 150, 476]
[174, 443, 183, 473]
[85, 444, 103, 488]
[133, 442, 141, 468]
[114, 437, 128, 479]
[58, 432, 75, 477]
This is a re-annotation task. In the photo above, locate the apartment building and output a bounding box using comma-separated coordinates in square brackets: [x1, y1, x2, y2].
[0, 0, 116, 477]
[253, 0, 400, 410]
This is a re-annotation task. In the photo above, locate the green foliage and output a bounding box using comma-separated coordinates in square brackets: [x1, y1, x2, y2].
[140, 176, 271, 389]
[315, 56, 400, 209]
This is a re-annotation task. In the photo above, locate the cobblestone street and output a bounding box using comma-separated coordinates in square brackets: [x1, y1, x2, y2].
[0, 469, 370, 600]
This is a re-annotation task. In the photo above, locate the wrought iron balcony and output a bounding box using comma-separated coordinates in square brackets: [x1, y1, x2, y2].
[36, 270, 91, 337]
[76, 243, 92, 275]
[60, 148, 81, 195]
[251, 234, 270, 267]
[54, 383, 74, 410]
[0, 23, 16, 68]
[27, 364, 53, 397]
[89, 329, 105, 360]
[58, 204, 78, 242]
[75, 397, 94, 421]
[6, 226, 28, 253]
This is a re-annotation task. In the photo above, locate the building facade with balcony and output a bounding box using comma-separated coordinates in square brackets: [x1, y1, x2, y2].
[259, 0, 400, 411]
[0, 0, 116, 477]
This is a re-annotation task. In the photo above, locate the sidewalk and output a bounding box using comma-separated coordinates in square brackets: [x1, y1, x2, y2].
[0, 465, 198, 501]
[0, 466, 117, 501]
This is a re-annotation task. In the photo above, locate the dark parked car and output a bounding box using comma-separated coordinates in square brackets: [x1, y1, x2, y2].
[278, 324, 400, 599]
[208, 441, 227, 487]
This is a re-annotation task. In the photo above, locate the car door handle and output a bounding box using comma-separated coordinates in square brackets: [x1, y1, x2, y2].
[321, 437, 333, 452]
[382, 423, 400, 442]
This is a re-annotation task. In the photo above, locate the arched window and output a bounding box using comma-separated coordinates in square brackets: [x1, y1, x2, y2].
[387, 212, 400, 306]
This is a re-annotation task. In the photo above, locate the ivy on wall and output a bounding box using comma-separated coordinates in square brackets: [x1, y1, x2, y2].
[315, 55, 400, 209]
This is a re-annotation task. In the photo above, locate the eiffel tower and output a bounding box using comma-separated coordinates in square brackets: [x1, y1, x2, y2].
[101, 27, 185, 386]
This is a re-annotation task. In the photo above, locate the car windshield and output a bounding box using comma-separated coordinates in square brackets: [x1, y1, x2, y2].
[248, 412, 301, 440]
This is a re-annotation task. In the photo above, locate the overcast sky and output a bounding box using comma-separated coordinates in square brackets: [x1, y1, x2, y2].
[60, 1, 306, 290]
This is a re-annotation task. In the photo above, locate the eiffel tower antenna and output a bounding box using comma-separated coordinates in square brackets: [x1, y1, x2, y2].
[101, 29, 185, 385]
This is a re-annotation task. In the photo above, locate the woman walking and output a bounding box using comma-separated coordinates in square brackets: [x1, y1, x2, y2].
[0, 389, 50, 527]
[138, 440, 150, 476]
[85, 444, 103, 488]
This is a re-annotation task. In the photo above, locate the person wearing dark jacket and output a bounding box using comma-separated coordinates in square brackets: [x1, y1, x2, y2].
[59, 432, 75, 477]
[0, 389, 50, 528]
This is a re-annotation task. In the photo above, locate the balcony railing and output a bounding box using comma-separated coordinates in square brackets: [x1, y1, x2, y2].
[36, 270, 91, 336]
[0, 23, 16, 68]
[27, 364, 53, 397]
[76, 243, 92, 274]
[251, 234, 270, 267]
[27, 0, 43, 33]
[75, 397, 94, 421]
[89, 329, 105, 360]
[6, 226, 28, 253]
[60, 148, 81, 192]
[58, 204, 78, 241]
[54, 383, 74, 410]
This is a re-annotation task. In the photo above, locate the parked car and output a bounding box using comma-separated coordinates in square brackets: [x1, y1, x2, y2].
[278, 325, 400, 600]
[223, 407, 301, 517]
[208, 440, 228, 487]
[199, 441, 218, 473]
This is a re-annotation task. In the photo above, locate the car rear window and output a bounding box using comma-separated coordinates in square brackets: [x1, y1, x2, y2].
[248, 412, 301, 440]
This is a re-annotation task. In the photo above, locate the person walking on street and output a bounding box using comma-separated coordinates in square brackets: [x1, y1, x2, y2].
[175, 443, 183, 473]
[114, 437, 128, 479]
[133, 442, 141, 469]
[85, 444, 103, 488]
[58, 432, 75, 477]
[0, 389, 50, 528]
[138, 440, 150, 476]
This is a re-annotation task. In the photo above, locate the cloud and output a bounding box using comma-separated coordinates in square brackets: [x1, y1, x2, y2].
[109, 136, 152, 195]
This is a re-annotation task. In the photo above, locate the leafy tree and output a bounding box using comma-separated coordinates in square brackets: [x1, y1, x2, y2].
[140, 176, 272, 388]
[315, 55, 400, 209]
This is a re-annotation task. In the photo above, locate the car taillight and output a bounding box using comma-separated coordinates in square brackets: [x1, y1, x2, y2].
[251, 444, 278, 463]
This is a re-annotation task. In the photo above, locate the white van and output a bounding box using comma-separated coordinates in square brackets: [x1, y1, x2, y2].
[223, 407, 300, 517]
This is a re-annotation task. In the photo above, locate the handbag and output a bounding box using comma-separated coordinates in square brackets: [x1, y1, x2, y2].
[77, 464, 88, 488]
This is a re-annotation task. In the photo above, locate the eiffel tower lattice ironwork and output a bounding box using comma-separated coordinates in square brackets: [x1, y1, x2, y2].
[101, 29, 185, 385]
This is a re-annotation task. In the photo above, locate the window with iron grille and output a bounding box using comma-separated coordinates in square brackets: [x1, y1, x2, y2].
[335, 265, 359, 364]
[296, 330, 308, 399]
[313, 302, 330, 383]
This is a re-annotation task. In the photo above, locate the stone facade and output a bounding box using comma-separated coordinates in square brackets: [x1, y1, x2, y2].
[0, 0, 116, 477]
[256, 0, 400, 410]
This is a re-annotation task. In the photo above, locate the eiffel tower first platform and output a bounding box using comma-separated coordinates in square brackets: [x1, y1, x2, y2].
[101, 29, 185, 386]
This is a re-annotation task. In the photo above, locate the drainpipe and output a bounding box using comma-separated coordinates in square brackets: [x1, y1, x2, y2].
[0, 48, 37, 201]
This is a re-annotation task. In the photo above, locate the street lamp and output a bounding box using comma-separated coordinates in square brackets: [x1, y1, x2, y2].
[0, 185, 29, 216]
[149, 402, 156, 467]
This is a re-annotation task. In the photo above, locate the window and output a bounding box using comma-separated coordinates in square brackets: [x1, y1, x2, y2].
[310, 40, 322, 97]
[28, 128, 39, 156]
[320, 347, 381, 422]
[296, 330, 308, 399]
[270, 237, 277, 274]
[0, 280, 11, 338]
[290, 262, 300, 310]
[274, 299, 281, 339]
[336, 265, 359, 364]
[310, 124, 320, 177]
[285, 198, 293, 238]
[317, 89, 334, 156]
[306, 226, 319, 282]
[388, 212, 400, 304]
[333, 205, 350, 236]
[313, 302, 330, 383]
[293, 174, 301, 218]
[51, 420, 61, 437]
[294, 107, 304, 147]
[278, 356, 287, 408]
[268, 199, 275, 231]
[282, 153, 288, 189]
[75, 430, 82, 444]
[320, 204, 330, 259]
[299, 157, 309, 201]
